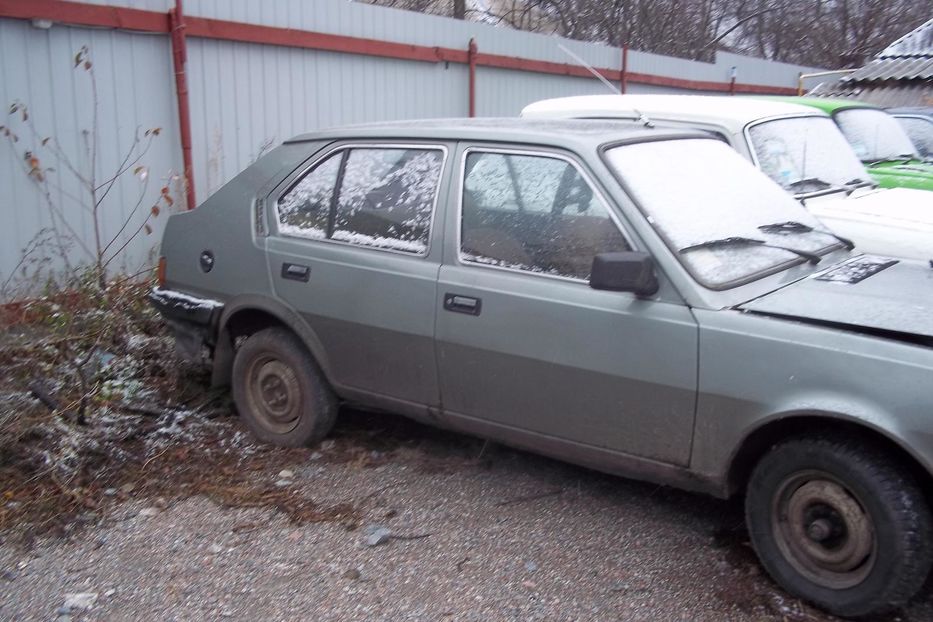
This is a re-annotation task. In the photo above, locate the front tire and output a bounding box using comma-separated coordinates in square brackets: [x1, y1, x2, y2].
[746, 436, 932, 618]
[232, 327, 337, 447]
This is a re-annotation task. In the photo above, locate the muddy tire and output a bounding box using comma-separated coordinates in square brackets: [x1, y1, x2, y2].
[231, 327, 337, 447]
[745, 436, 932, 618]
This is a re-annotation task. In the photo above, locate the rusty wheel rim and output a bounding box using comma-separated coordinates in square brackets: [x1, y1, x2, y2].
[245, 354, 302, 434]
[772, 470, 875, 589]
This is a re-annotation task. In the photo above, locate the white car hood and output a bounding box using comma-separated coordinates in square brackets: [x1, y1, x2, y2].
[802, 187, 933, 260]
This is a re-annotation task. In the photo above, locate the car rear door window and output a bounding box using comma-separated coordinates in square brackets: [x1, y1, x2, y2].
[461, 150, 631, 280]
[333, 148, 444, 254]
[276, 146, 445, 255]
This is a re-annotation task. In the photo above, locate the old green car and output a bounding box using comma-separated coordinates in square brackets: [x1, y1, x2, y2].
[151, 119, 933, 618]
[782, 97, 933, 191]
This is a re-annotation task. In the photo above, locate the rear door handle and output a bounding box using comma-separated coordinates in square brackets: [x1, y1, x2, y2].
[444, 293, 482, 316]
[281, 262, 310, 282]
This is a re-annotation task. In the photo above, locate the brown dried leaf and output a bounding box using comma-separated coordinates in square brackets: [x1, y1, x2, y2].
[41, 137, 50, 146]
[151, 205, 161, 217]
[144, 224, 153, 235]
[83, 60, 92, 71]
[133, 166, 145, 175]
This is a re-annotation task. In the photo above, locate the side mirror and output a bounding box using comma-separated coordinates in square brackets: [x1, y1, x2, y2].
[589, 252, 659, 296]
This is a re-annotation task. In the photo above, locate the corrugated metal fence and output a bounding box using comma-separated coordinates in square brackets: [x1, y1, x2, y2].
[0, 0, 824, 295]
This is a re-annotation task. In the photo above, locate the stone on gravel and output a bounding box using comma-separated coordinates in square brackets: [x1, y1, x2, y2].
[363, 525, 392, 547]
[138, 507, 161, 518]
[277, 469, 295, 479]
[274, 479, 291, 488]
[103, 488, 117, 497]
[320, 440, 335, 451]
[524, 560, 538, 572]
[342, 568, 362, 580]
[208, 543, 223, 554]
[61, 592, 98, 612]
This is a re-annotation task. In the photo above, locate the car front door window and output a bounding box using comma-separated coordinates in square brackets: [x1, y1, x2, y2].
[460, 150, 631, 281]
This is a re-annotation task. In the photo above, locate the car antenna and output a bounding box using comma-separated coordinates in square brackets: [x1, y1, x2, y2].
[556, 42, 653, 128]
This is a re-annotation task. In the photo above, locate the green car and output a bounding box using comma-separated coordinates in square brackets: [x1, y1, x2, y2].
[777, 97, 933, 191]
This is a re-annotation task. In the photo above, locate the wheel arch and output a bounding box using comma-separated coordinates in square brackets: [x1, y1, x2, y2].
[211, 294, 332, 389]
[727, 414, 933, 503]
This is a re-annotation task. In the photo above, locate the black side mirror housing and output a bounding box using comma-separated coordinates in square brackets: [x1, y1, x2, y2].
[589, 252, 659, 296]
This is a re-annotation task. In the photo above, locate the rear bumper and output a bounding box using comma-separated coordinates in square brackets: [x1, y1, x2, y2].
[148, 287, 224, 362]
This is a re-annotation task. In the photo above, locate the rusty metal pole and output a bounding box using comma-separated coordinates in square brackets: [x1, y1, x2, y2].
[620, 44, 628, 94]
[170, 0, 196, 210]
[468, 38, 477, 117]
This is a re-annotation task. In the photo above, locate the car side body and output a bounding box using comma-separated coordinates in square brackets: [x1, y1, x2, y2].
[152, 119, 933, 617]
[520, 94, 933, 260]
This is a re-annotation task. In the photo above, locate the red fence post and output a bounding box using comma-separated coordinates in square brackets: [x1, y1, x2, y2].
[620, 44, 628, 94]
[169, 0, 196, 210]
[468, 38, 477, 117]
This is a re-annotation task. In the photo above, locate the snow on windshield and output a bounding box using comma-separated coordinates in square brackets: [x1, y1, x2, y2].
[748, 116, 868, 192]
[605, 138, 840, 288]
[834, 108, 918, 162]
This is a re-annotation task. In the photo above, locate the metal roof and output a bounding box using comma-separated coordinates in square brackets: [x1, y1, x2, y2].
[840, 19, 933, 83]
[879, 18, 933, 58]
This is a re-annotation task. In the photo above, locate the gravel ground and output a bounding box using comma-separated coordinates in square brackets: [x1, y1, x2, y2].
[1, 409, 931, 622]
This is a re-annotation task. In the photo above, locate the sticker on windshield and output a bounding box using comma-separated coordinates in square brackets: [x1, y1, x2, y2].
[814, 256, 899, 284]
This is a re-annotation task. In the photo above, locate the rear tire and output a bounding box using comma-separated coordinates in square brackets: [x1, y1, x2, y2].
[745, 436, 932, 618]
[231, 327, 337, 447]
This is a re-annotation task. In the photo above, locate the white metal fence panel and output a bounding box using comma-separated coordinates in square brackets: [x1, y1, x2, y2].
[0, 18, 182, 296]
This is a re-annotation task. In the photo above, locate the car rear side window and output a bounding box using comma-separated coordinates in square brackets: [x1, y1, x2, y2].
[276, 146, 445, 255]
[460, 150, 631, 280]
[277, 152, 341, 239]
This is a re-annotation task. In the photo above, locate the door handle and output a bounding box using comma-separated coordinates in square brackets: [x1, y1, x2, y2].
[444, 293, 482, 316]
[281, 262, 310, 282]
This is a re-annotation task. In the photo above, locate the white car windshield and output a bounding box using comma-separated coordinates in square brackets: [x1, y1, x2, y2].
[748, 116, 870, 194]
[834, 108, 919, 162]
[605, 138, 842, 289]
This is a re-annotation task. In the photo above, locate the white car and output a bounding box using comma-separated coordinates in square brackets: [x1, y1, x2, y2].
[522, 95, 933, 260]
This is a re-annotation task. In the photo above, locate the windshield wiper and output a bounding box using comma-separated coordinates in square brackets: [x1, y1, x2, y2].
[865, 153, 916, 166]
[757, 221, 855, 250]
[843, 177, 876, 190]
[786, 177, 834, 191]
[679, 236, 821, 264]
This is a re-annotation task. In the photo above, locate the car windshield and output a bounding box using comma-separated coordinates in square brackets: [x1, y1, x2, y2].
[895, 116, 933, 159]
[604, 138, 842, 289]
[747, 116, 869, 193]
[834, 108, 919, 162]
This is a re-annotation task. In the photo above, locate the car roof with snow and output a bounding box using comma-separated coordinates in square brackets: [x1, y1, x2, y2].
[284, 117, 709, 150]
[521, 95, 828, 134]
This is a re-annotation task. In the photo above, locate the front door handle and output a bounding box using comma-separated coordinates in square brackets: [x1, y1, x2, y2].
[281, 262, 310, 282]
[444, 293, 482, 316]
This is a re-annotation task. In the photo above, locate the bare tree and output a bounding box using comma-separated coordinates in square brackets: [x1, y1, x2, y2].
[357, 0, 929, 66]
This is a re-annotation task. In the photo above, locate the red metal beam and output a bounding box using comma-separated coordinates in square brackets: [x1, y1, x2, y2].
[184, 15, 467, 65]
[169, 1, 196, 211]
[468, 38, 477, 117]
[0, 0, 797, 97]
[0, 0, 169, 32]
[620, 44, 629, 94]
